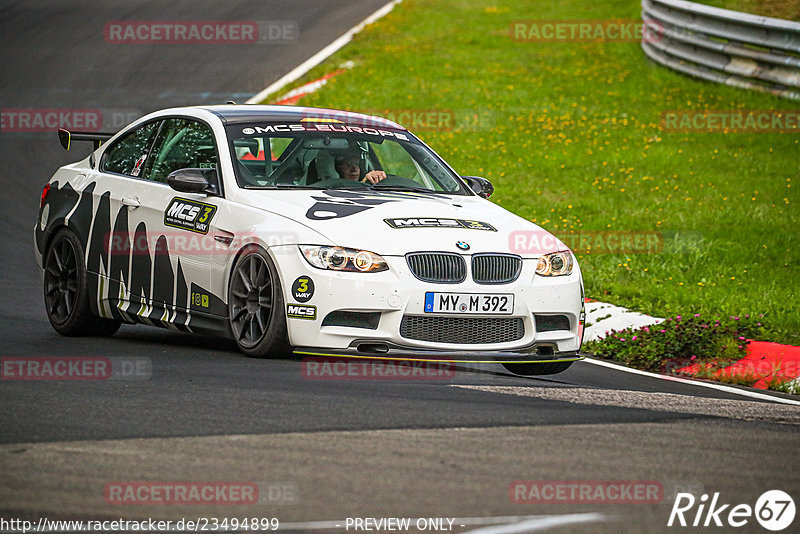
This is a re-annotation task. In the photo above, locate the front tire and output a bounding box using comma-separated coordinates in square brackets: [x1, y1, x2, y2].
[43, 228, 121, 336]
[502, 360, 574, 376]
[228, 246, 291, 358]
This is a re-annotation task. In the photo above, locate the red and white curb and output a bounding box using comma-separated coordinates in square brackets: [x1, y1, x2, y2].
[271, 66, 350, 105]
[677, 341, 800, 390]
[246, 1, 401, 104]
[584, 299, 800, 396]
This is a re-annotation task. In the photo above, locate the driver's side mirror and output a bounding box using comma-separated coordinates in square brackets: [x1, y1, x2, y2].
[462, 176, 494, 199]
[167, 168, 218, 195]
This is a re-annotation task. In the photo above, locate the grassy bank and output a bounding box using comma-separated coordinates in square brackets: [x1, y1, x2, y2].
[697, 0, 799, 20]
[261, 0, 799, 344]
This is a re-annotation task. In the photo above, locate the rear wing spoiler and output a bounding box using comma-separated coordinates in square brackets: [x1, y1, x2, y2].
[58, 128, 115, 151]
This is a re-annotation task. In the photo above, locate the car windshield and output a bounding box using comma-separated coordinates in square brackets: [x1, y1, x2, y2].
[226, 123, 470, 195]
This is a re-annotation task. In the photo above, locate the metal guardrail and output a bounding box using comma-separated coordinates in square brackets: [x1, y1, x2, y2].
[641, 0, 800, 100]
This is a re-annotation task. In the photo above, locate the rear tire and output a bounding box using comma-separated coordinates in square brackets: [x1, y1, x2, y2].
[228, 246, 291, 358]
[502, 360, 574, 376]
[43, 228, 121, 337]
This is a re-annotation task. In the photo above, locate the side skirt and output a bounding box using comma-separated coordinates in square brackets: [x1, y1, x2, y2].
[90, 271, 230, 338]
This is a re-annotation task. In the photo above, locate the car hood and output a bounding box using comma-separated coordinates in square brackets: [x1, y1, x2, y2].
[236, 189, 567, 257]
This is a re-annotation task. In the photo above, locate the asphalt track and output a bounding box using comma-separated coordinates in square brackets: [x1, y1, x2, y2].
[0, 2, 798, 533]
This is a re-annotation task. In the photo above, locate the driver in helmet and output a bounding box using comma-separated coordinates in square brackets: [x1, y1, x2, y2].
[333, 150, 386, 184]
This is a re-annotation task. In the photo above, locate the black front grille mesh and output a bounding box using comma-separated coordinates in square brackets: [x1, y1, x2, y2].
[406, 253, 466, 283]
[407, 252, 522, 284]
[400, 315, 525, 344]
[472, 254, 522, 284]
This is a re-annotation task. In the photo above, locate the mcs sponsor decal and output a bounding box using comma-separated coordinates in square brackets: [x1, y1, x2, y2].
[384, 218, 496, 231]
[291, 277, 315, 303]
[241, 123, 408, 140]
[287, 304, 316, 320]
[164, 197, 217, 234]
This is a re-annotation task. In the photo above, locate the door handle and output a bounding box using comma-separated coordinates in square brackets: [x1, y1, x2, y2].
[122, 197, 140, 208]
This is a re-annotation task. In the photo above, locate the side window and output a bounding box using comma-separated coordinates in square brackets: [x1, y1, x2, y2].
[145, 118, 218, 184]
[102, 121, 160, 177]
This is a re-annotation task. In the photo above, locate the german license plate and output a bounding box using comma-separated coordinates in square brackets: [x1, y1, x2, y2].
[424, 292, 514, 315]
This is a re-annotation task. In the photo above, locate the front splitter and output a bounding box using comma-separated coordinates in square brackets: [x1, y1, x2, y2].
[293, 347, 583, 364]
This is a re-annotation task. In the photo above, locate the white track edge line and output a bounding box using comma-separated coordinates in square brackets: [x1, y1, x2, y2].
[275, 514, 606, 531]
[582, 357, 800, 406]
[461, 513, 606, 534]
[246, 0, 402, 104]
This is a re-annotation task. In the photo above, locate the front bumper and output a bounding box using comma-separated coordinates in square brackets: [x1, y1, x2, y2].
[271, 245, 584, 363]
[293, 345, 583, 364]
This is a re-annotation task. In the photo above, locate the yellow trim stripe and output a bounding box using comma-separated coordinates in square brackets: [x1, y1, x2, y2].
[300, 117, 343, 123]
[293, 351, 583, 365]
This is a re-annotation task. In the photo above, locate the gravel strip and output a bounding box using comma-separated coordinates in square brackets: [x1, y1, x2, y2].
[454, 385, 800, 425]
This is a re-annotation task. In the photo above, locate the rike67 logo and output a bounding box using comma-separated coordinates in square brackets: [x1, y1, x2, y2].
[668, 490, 795, 531]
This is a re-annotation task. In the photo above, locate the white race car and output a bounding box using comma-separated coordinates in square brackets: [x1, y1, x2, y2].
[35, 105, 584, 375]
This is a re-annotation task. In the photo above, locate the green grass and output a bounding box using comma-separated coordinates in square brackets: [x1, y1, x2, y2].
[695, 0, 799, 20]
[261, 0, 800, 344]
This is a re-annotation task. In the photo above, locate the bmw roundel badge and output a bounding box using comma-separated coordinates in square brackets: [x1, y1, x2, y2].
[456, 241, 470, 251]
